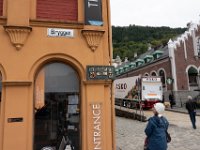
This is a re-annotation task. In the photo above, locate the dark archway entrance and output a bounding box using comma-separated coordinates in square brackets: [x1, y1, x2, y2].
[34, 62, 80, 150]
[188, 66, 198, 86]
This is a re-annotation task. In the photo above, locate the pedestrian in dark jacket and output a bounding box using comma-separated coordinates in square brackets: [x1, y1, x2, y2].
[186, 95, 197, 129]
[168, 93, 175, 109]
[144, 103, 169, 150]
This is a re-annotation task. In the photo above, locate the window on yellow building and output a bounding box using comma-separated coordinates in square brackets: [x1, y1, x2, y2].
[0, 0, 3, 16]
[36, 0, 78, 21]
[0, 73, 2, 113]
[197, 37, 200, 56]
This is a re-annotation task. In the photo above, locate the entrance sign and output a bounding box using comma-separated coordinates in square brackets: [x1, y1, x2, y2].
[47, 28, 74, 38]
[85, 0, 103, 26]
[91, 103, 102, 149]
[87, 65, 115, 80]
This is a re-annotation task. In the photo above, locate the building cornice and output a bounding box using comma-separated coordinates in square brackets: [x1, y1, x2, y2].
[116, 56, 169, 77]
[30, 19, 84, 29]
[83, 80, 112, 86]
[81, 29, 105, 52]
[3, 25, 32, 50]
[2, 81, 32, 86]
[0, 17, 6, 25]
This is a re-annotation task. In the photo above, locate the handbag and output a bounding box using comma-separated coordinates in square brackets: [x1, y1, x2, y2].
[166, 130, 171, 143]
[144, 137, 148, 150]
[161, 117, 171, 143]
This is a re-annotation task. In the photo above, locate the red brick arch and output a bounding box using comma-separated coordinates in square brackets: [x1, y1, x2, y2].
[36, 0, 78, 21]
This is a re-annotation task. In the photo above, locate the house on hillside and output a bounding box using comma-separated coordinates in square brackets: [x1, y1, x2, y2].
[113, 22, 200, 106]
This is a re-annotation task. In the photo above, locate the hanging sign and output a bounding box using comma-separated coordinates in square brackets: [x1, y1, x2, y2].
[166, 77, 173, 85]
[85, 0, 103, 26]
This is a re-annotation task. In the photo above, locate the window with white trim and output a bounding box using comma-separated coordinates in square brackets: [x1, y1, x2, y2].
[197, 37, 200, 56]
[159, 70, 166, 87]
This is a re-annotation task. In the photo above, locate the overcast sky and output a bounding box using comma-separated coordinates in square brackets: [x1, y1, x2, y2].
[110, 0, 200, 28]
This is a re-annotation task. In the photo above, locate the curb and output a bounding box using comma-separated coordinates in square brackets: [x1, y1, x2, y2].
[166, 107, 200, 116]
[115, 108, 147, 122]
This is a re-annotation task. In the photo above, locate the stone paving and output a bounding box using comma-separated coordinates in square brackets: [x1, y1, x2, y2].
[116, 108, 200, 150]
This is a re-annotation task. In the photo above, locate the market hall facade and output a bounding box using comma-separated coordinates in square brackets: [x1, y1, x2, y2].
[0, 0, 115, 150]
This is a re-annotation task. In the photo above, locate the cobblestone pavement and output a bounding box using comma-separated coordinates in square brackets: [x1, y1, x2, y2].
[116, 109, 200, 150]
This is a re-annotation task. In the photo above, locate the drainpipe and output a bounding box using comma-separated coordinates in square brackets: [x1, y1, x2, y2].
[106, 0, 116, 150]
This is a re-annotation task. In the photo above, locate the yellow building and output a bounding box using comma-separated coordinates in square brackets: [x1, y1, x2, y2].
[0, 0, 115, 150]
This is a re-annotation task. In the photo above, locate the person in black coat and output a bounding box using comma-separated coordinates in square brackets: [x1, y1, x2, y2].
[168, 93, 175, 109]
[185, 95, 197, 129]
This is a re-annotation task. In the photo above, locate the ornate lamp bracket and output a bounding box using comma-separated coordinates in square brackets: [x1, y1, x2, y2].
[81, 29, 105, 52]
[3, 25, 32, 50]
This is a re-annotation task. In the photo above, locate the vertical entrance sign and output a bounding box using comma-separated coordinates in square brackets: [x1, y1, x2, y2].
[91, 103, 102, 149]
[85, 0, 103, 26]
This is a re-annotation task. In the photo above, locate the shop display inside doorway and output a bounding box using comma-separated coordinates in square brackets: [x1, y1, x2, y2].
[34, 62, 80, 150]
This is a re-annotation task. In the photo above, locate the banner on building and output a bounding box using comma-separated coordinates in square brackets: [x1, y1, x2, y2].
[85, 0, 103, 26]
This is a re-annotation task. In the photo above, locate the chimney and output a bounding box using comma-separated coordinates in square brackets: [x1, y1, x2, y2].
[134, 52, 137, 58]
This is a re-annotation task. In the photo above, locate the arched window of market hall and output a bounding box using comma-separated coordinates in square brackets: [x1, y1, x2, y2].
[188, 66, 198, 87]
[159, 70, 166, 88]
[151, 72, 157, 76]
[34, 62, 80, 150]
[0, 0, 3, 16]
[36, 0, 78, 21]
[197, 37, 200, 56]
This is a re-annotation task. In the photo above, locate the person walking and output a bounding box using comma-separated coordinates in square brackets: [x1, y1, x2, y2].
[185, 95, 197, 129]
[144, 103, 169, 150]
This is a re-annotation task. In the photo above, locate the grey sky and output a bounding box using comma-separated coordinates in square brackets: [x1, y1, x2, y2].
[110, 0, 200, 28]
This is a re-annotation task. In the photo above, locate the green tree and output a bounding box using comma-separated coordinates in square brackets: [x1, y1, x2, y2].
[112, 25, 186, 60]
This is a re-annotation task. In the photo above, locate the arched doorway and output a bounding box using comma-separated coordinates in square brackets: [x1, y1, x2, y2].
[34, 62, 80, 150]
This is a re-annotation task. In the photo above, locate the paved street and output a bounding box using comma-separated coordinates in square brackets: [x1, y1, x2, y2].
[116, 109, 200, 150]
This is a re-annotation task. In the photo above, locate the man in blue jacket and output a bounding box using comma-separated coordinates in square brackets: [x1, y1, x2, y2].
[144, 103, 169, 150]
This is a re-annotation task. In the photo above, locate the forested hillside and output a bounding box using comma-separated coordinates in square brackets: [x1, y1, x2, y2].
[112, 25, 187, 60]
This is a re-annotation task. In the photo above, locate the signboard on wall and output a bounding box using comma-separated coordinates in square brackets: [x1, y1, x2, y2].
[47, 28, 74, 38]
[86, 66, 115, 80]
[85, 0, 103, 26]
